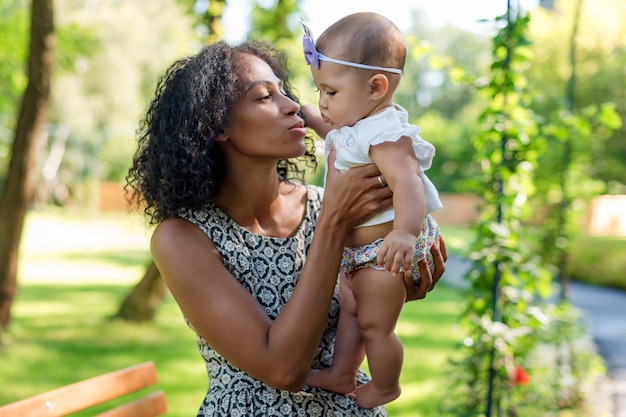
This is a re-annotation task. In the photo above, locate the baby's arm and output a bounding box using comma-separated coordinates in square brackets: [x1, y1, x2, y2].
[301, 104, 332, 139]
[370, 136, 425, 274]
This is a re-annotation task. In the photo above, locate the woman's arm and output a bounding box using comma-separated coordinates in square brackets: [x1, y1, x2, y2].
[152, 156, 392, 392]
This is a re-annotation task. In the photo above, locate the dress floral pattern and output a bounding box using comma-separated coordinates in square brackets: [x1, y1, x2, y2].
[179, 184, 387, 417]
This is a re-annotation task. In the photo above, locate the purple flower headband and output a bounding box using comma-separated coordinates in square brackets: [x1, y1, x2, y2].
[299, 19, 403, 74]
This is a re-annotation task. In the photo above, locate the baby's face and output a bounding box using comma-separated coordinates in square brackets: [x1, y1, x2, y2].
[310, 63, 373, 129]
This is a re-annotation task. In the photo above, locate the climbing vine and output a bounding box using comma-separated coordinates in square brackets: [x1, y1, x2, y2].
[441, 5, 603, 416]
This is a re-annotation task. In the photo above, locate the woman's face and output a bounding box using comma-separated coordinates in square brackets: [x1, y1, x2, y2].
[220, 54, 307, 161]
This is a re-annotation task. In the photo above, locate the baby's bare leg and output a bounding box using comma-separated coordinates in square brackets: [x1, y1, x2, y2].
[351, 267, 406, 409]
[306, 278, 365, 394]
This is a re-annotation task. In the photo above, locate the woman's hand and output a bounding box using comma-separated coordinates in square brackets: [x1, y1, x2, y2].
[321, 147, 393, 232]
[404, 235, 448, 301]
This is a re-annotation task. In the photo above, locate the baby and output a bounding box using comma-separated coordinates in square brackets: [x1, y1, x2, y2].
[301, 12, 442, 409]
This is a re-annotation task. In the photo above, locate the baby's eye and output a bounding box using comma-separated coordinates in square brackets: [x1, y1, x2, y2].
[325, 91, 336, 96]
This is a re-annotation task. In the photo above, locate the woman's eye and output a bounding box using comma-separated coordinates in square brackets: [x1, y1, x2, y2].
[257, 91, 271, 100]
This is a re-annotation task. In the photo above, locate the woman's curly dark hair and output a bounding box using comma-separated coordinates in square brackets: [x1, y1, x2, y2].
[126, 40, 317, 224]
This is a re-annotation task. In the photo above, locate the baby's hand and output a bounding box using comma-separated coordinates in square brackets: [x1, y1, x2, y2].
[301, 104, 331, 138]
[377, 229, 418, 274]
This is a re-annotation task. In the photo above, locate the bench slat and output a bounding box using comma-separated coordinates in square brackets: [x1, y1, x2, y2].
[96, 391, 167, 417]
[0, 362, 166, 417]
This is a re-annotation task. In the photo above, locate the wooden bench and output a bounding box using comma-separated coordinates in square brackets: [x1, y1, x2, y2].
[0, 361, 167, 417]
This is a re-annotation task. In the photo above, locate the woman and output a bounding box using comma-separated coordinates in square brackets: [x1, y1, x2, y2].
[126, 40, 446, 416]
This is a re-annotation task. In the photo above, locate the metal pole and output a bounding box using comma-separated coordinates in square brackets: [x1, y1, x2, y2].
[485, 0, 513, 415]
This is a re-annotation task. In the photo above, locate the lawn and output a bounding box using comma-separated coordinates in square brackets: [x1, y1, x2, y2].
[0, 209, 465, 416]
[439, 223, 626, 291]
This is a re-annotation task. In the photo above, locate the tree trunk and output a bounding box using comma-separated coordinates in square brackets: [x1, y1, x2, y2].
[113, 261, 168, 322]
[0, 0, 55, 337]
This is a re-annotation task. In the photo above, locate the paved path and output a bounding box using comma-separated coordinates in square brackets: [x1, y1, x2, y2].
[569, 281, 626, 417]
[444, 255, 626, 416]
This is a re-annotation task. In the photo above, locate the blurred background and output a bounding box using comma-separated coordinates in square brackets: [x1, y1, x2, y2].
[0, 0, 624, 416]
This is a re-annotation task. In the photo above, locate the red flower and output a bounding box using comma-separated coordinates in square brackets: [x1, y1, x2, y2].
[510, 365, 530, 385]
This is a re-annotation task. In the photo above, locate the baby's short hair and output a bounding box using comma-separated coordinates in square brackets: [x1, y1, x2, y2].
[316, 12, 406, 74]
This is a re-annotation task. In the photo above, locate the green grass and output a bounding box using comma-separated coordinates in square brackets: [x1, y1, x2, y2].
[0, 209, 464, 416]
[386, 288, 464, 416]
[566, 234, 626, 290]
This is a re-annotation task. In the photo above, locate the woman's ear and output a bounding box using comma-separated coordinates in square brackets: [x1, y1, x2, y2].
[216, 128, 228, 142]
[368, 74, 389, 99]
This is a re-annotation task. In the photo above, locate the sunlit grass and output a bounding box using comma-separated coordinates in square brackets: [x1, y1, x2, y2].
[386, 288, 464, 416]
[1, 208, 464, 416]
[19, 209, 152, 284]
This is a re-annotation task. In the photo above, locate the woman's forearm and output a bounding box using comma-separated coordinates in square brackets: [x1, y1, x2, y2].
[267, 209, 348, 389]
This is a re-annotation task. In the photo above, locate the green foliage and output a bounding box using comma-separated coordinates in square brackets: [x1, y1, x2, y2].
[443, 223, 626, 292]
[392, 15, 495, 193]
[515, 302, 605, 413]
[534, 103, 621, 271]
[55, 23, 99, 73]
[413, 111, 482, 193]
[0, 0, 28, 112]
[443, 300, 604, 416]
[0, 0, 28, 175]
[174, 0, 228, 43]
[442, 10, 602, 416]
[526, 0, 624, 285]
[45, 2, 197, 200]
[528, 0, 626, 189]
[248, 0, 299, 47]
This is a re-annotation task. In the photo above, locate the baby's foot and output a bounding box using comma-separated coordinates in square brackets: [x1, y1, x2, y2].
[306, 369, 357, 394]
[349, 381, 401, 409]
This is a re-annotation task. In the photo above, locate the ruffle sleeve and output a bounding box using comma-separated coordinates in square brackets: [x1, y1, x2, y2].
[364, 115, 436, 172]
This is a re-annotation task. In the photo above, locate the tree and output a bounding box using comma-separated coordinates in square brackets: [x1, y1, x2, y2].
[178, 0, 227, 44]
[0, 1, 29, 181]
[46, 0, 197, 203]
[201, 0, 227, 43]
[527, 0, 626, 189]
[113, 261, 168, 322]
[527, 0, 623, 294]
[0, 0, 55, 337]
[248, 0, 298, 46]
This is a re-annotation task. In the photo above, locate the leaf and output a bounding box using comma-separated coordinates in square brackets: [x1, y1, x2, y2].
[598, 103, 623, 130]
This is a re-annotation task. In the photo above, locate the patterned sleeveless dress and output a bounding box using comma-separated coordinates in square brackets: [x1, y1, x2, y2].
[179, 184, 387, 417]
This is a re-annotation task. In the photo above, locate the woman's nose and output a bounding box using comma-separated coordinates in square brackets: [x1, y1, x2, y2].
[283, 95, 300, 115]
